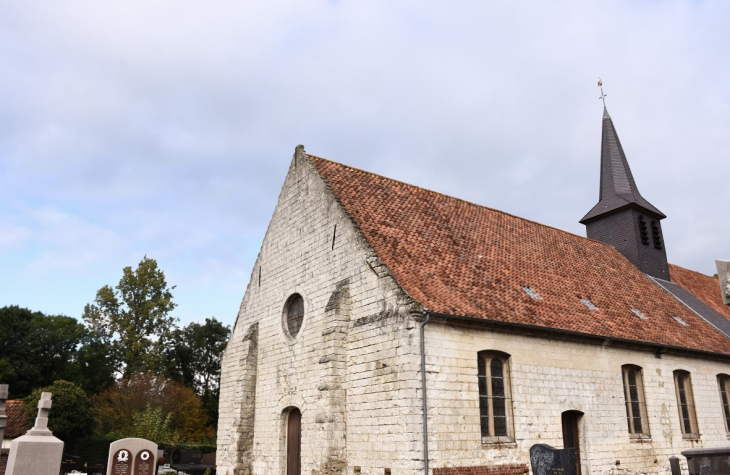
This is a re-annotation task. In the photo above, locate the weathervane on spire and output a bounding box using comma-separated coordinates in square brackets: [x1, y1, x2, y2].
[598, 77, 607, 107]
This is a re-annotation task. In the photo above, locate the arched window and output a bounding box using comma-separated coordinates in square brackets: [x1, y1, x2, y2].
[477, 351, 513, 442]
[621, 365, 650, 438]
[674, 370, 699, 439]
[638, 216, 649, 245]
[284, 294, 304, 338]
[718, 374, 730, 435]
[651, 220, 663, 250]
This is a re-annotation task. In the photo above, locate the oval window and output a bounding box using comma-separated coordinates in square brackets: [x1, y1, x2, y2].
[285, 294, 304, 338]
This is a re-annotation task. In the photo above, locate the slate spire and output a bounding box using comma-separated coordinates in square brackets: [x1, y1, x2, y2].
[580, 106, 670, 279]
[580, 107, 665, 223]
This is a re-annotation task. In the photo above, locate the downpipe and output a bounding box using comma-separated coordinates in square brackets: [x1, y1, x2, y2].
[420, 310, 430, 475]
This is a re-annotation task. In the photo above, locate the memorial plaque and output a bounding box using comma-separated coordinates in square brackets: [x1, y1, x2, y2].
[61, 454, 80, 474]
[181, 449, 203, 464]
[111, 449, 132, 475]
[86, 458, 107, 475]
[106, 438, 158, 475]
[530, 444, 577, 475]
[133, 450, 154, 475]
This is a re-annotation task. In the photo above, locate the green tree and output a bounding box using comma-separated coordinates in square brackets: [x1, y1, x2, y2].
[23, 380, 95, 444]
[164, 317, 229, 427]
[83, 256, 177, 378]
[0, 306, 114, 397]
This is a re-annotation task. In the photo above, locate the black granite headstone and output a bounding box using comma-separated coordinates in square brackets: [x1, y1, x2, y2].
[86, 458, 107, 475]
[180, 449, 203, 465]
[530, 444, 577, 475]
[60, 454, 79, 474]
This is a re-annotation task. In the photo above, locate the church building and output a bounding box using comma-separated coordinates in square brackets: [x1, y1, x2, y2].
[216, 106, 730, 475]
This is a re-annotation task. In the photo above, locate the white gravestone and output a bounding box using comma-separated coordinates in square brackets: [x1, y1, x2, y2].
[5, 392, 64, 475]
[107, 438, 158, 475]
[717, 260, 730, 306]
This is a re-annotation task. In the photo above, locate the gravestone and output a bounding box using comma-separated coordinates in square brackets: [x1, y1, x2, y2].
[60, 454, 80, 474]
[5, 392, 64, 475]
[181, 449, 203, 464]
[530, 444, 577, 475]
[87, 458, 108, 475]
[106, 438, 158, 475]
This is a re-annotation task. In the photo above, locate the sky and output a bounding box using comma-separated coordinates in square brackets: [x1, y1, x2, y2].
[1, 1, 728, 329]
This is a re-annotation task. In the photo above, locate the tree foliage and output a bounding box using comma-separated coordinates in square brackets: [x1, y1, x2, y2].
[23, 380, 95, 443]
[92, 373, 213, 444]
[164, 317, 229, 427]
[0, 306, 114, 397]
[83, 256, 177, 377]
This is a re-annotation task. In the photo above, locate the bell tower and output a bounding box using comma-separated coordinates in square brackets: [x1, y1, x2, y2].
[580, 106, 670, 280]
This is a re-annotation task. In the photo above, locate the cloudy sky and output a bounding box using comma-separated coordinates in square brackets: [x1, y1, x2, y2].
[1, 1, 728, 328]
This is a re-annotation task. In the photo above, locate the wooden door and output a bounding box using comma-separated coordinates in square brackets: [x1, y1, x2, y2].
[562, 411, 582, 475]
[287, 408, 301, 475]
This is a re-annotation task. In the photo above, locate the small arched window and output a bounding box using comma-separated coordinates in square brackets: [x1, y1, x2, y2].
[622, 365, 650, 438]
[638, 216, 649, 245]
[718, 374, 730, 435]
[651, 220, 663, 250]
[284, 294, 304, 338]
[674, 370, 699, 439]
[477, 351, 513, 442]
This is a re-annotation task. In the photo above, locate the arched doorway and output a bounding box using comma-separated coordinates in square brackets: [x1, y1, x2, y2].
[561, 410, 583, 475]
[286, 408, 301, 475]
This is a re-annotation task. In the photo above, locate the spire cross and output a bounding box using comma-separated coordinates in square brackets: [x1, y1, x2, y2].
[598, 77, 607, 107]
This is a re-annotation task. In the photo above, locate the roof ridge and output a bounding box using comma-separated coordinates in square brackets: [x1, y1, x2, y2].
[308, 154, 619, 251]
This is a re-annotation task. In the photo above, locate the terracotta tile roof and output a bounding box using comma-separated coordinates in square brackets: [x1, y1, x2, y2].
[310, 155, 730, 356]
[3, 400, 29, 439]
[670, 264, 730, 322]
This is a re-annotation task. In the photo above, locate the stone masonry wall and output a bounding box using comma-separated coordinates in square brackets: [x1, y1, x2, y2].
[217, 148, 425, 475]
[424, 321, 730, 475]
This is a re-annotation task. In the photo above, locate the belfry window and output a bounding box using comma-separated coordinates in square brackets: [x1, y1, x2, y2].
[622, 365, 650, 438]
[674, 370, 699, 439]
[718, 374, 730, 435]
[477, 351, 513, 442]
[651, 220, 663, 250]
[284, 294, 305, 338]
[638, 216, 649, 246]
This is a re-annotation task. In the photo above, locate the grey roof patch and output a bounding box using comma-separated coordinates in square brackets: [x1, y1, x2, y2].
[650, 276, 730, 339]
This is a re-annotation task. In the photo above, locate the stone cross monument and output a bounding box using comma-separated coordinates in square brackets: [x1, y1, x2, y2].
[717, 260, 730, 306]
[5, 392, 64, 475]
[0, 384, 8, 443]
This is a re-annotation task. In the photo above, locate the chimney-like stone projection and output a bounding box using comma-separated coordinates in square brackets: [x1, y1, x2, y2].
[716, 260, 730, 306]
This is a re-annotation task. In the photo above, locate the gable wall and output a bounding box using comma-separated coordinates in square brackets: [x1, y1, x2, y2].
[217, 153, 425, 475]
[424, 321, 730, 475]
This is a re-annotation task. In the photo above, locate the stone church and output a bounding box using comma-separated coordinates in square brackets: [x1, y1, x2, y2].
[216, 106, 730, 475]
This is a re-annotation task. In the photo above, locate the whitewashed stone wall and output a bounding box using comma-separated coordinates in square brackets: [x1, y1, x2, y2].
[217, 149, 425, 475]
[424, 321, 730, 475]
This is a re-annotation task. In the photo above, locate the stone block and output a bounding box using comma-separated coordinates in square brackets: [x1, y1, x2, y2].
[716, 260, 730, 305]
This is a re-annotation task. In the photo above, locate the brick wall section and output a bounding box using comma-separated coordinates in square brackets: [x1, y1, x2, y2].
[433, 465, 528, 475]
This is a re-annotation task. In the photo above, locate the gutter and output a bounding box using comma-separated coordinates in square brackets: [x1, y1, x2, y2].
[420, 310, 430, 475]
[427, 311, 730, 362]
